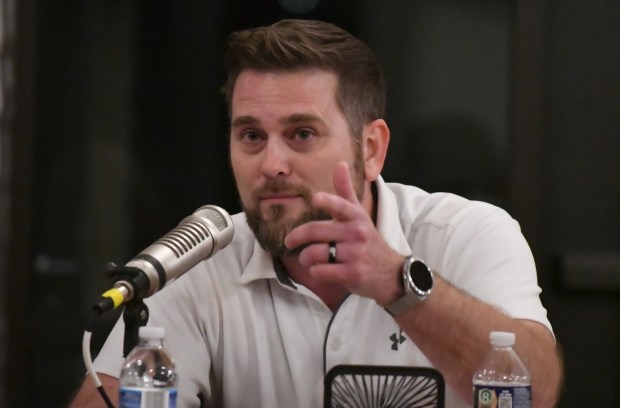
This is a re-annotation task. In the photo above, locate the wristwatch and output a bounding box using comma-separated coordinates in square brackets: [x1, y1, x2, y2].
[384, 256, 434, 316]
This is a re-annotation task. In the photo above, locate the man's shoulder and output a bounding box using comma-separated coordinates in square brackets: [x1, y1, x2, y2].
[385, 182, 512, 230]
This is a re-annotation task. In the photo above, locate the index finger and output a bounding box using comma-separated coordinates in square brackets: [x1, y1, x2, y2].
[333, 161, 358, 203]
[312, 161, 364, 221]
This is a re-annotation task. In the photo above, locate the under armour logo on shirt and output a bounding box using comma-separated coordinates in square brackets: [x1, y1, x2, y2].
[389, 330, 406, 350]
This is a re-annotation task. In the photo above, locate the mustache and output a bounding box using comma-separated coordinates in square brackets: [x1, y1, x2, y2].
[252, 180, 313, 202]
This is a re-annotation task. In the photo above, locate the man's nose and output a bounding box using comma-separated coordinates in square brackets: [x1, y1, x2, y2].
[260, 138, 290, 178]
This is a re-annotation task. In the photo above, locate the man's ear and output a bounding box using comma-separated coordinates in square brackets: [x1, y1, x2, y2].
[362, 119, 390, 181]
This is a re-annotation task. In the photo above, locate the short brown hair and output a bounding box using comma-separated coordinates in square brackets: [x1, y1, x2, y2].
[223, 19, 385, 139]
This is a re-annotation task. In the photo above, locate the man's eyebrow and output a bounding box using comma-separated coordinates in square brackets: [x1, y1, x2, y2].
[278, 113, 324, 125]
[232, 113, 325, 128]
[231, 115, 259, 128]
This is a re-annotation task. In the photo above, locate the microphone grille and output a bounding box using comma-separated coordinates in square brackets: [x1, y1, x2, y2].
[155, 220, 210, 258]
[195, 205, 230, 232]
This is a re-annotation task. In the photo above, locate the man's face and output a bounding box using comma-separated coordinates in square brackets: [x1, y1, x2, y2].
[229, 69, 365, 255]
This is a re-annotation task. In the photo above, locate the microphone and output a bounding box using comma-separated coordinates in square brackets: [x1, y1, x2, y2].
[94, 205, 234, 314]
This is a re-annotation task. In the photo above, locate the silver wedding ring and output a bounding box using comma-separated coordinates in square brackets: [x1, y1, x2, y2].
[328, 241, 337, 264]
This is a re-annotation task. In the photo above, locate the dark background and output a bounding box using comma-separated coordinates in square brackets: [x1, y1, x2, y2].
[1, 0, 619, 406]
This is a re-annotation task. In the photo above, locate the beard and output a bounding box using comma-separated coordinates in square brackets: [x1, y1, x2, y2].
[244, 187, 332, 257]
[243, 155, 366, 257]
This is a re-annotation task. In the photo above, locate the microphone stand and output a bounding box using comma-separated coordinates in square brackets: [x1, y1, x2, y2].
[83, 262, 150, 408]
[122, 298, 149, 357]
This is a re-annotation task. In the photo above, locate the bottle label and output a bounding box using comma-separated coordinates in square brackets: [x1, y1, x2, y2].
[119, 387, 178, 408]
[473, 385, 531, 408]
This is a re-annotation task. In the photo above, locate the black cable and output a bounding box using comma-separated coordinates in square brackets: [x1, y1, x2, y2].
[96, 385, 115, 408]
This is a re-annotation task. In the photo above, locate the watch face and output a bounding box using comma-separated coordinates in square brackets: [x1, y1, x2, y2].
[410, 260, 433, 292]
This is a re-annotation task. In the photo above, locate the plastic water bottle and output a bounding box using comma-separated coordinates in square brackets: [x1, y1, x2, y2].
[473, 331, 531, 408]
[119, 326, 177, 408]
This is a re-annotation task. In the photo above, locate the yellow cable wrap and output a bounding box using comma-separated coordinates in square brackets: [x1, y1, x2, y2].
[102, 288, 124, 308]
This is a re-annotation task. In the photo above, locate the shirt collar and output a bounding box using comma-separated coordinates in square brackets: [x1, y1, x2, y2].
[374, 175, 413, 257]
[239, 238, 282, 285]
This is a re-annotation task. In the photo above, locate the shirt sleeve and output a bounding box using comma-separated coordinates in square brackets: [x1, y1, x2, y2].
[448, 204, 553, 333]
[414, 199, 553, 335]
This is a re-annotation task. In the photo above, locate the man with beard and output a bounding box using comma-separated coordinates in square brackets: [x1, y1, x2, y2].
[70, 19, 562, 408]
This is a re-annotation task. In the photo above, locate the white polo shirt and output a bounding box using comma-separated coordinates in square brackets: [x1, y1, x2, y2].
[93, 177, 551, 408]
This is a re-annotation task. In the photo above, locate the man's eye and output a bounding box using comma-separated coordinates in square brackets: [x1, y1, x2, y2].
[244, 130, 261, 142]
[296, 129, 313, 140]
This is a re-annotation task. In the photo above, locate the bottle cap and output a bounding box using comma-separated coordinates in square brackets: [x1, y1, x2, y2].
[139, 326, 165, 340]
[489, 331, 515, 347]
